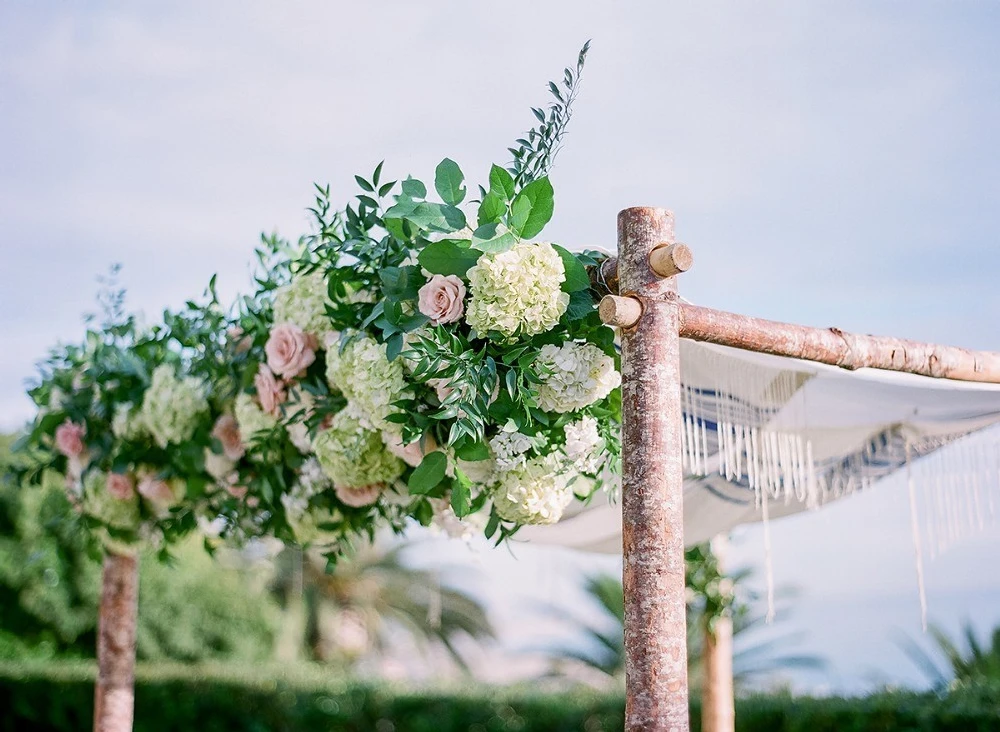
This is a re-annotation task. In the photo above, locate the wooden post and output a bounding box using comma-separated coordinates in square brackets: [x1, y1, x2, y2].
[617, 207, 690, 731]
[94, 550, 139, 732]
[701, 535, 735, 732]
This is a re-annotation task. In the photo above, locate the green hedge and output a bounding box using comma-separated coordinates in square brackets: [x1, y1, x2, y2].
[1, 662, 999, 731]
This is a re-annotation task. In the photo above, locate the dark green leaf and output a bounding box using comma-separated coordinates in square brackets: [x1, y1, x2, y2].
[400, 177, 427, 199]
[408, 451, 448, 495]
[451, 469, 472, 517]
[509, 177, 554, 238]
[418, 240, 482, 277]
[354, 175, 374, 193]
[489, 164, 515, 200]
[434, 158, 467, 206]
[564, 288, 596, 321]
[385, 332, 404, 361]
[477, 192, 506, 226]
[552, 244, 591, 292]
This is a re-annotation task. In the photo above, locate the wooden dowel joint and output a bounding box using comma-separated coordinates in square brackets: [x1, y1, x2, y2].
[650, 242, 694, 278]
[599, 294, 643, 328]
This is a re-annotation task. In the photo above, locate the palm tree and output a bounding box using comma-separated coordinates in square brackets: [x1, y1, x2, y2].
[270, 542, 494, 675]
[538, 546, 823, 690]
[899, 621, 1000, 690]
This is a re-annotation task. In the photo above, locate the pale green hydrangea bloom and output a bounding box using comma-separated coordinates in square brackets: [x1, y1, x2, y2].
[492, 453, 573, 526]
[312, 410, 404, 488]
[273, 271, 334, 340]
[82, 472, 140, 531]
[562, 416, 605, 474]
[234, 393, 279, 441]
[535, 341, 621, 413]
[138, 365, 208, 448]
[325, 333, 408, 432]
[465, 242, 569, 339]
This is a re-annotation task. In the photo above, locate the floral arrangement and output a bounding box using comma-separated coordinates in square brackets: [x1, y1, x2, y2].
[18, 274, 251, 556]
[19, 42, 620, 562]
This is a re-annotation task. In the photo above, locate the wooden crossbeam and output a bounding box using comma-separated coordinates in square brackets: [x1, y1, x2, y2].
[595, 258, 1000, 384]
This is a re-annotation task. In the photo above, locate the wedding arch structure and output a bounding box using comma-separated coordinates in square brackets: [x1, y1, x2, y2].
[594, 206, 1000, 732]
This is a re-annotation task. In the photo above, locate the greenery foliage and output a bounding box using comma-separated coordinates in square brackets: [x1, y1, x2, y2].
[2, 662, 999, 732]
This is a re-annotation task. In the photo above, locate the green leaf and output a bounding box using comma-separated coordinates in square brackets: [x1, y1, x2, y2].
[354, 175, 374, 193]
[471, 224, 517, 253]
[408, 451, 448, 495]
[401, 177, 427, 199]
[489, 164, 515, 200]
[434, 158, 467, 206]
[455, 440, 490, 462]
[509, 177, 554, 238]
[451, 468, 472, 517]
[564, 288, 596, 321]
[477, 192, 506, 226]
[385, 332, 405, 361]
[418, 240, 482, 277]
[379, 265, 424, 300]
[552, 245, 591, 292]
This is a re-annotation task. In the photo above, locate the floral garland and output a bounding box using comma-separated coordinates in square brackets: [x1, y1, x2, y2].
[20, 43, 620, 562]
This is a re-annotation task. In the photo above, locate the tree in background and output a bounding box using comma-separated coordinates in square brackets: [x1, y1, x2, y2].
[270, 543, 494, 676]
[538, 540, 822, 692]
[900, 621, 1000, 691]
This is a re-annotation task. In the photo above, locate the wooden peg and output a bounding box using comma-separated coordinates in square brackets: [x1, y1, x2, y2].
[599, 294, 643, 328]
[649, 243, 693, 278]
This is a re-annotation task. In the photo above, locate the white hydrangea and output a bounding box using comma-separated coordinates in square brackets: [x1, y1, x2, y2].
[465, 242, 570, 339]
[138, 365, 208, 448]
[112, 403, 146, 441]
[325, 333, 408, 432]
[535, 341, 621, 413]
[563, 416, 605, 474]
[488, 431, 536, 472]
[234, 393, 279, 441]
[280, 457, 334, 542]
[492, 454, 573, 526]
[312, 410, 404, 488]
[429, 497, 487, 542]
[273, 271, 334, 340]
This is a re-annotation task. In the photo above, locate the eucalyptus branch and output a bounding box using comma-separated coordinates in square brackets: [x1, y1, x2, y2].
[508, 40, 591, 189]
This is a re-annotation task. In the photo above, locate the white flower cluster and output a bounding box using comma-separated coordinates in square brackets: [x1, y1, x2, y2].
[273, 271, 334, 340]
[428, 497, 486, 542]
[465, 242, 569, 339]
[280, 457, 333, 542]
[139, 365, 208, 448]
[111, 403, 146, 441]
[234, 393, 279, 441]
[325, 333, 408, 432]
[535, 341, 621, 413]
[488, 431, 536, 472]
[492, 453, 573, 526]
[562, 416, 605, 474]
[312, 411, 404, 488]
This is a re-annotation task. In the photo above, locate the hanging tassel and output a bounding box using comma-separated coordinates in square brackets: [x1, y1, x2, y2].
[905, 441, 928, 632]
[761, 493, 775, 624]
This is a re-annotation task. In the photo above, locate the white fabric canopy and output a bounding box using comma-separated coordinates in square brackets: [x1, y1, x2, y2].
[521, 339, 1000, 554]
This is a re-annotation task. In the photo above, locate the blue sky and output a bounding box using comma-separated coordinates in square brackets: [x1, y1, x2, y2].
[2, 1, 999, 691]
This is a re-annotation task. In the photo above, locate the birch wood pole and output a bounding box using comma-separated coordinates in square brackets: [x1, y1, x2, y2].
[701, 535, 735, 732]
[616, 207, 690, 731]
[93, 550, 139, 732]
[595, 259, 1000, 383]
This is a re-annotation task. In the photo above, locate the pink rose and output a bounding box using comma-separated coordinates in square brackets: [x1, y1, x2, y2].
[384, 431, 437, 468]
[211, 414, 245, 460]
[265, 323, 317, 379]
[417, 274, 466, 325]
[254, 365, 287, 417]
[54, 420, 86, 458]
[106, 473, 135, 500]
[227, 327, 252, 355]
[137, 475, 178, 508]
[226, 484, 248, 500]
[335, 483, 383, 508]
